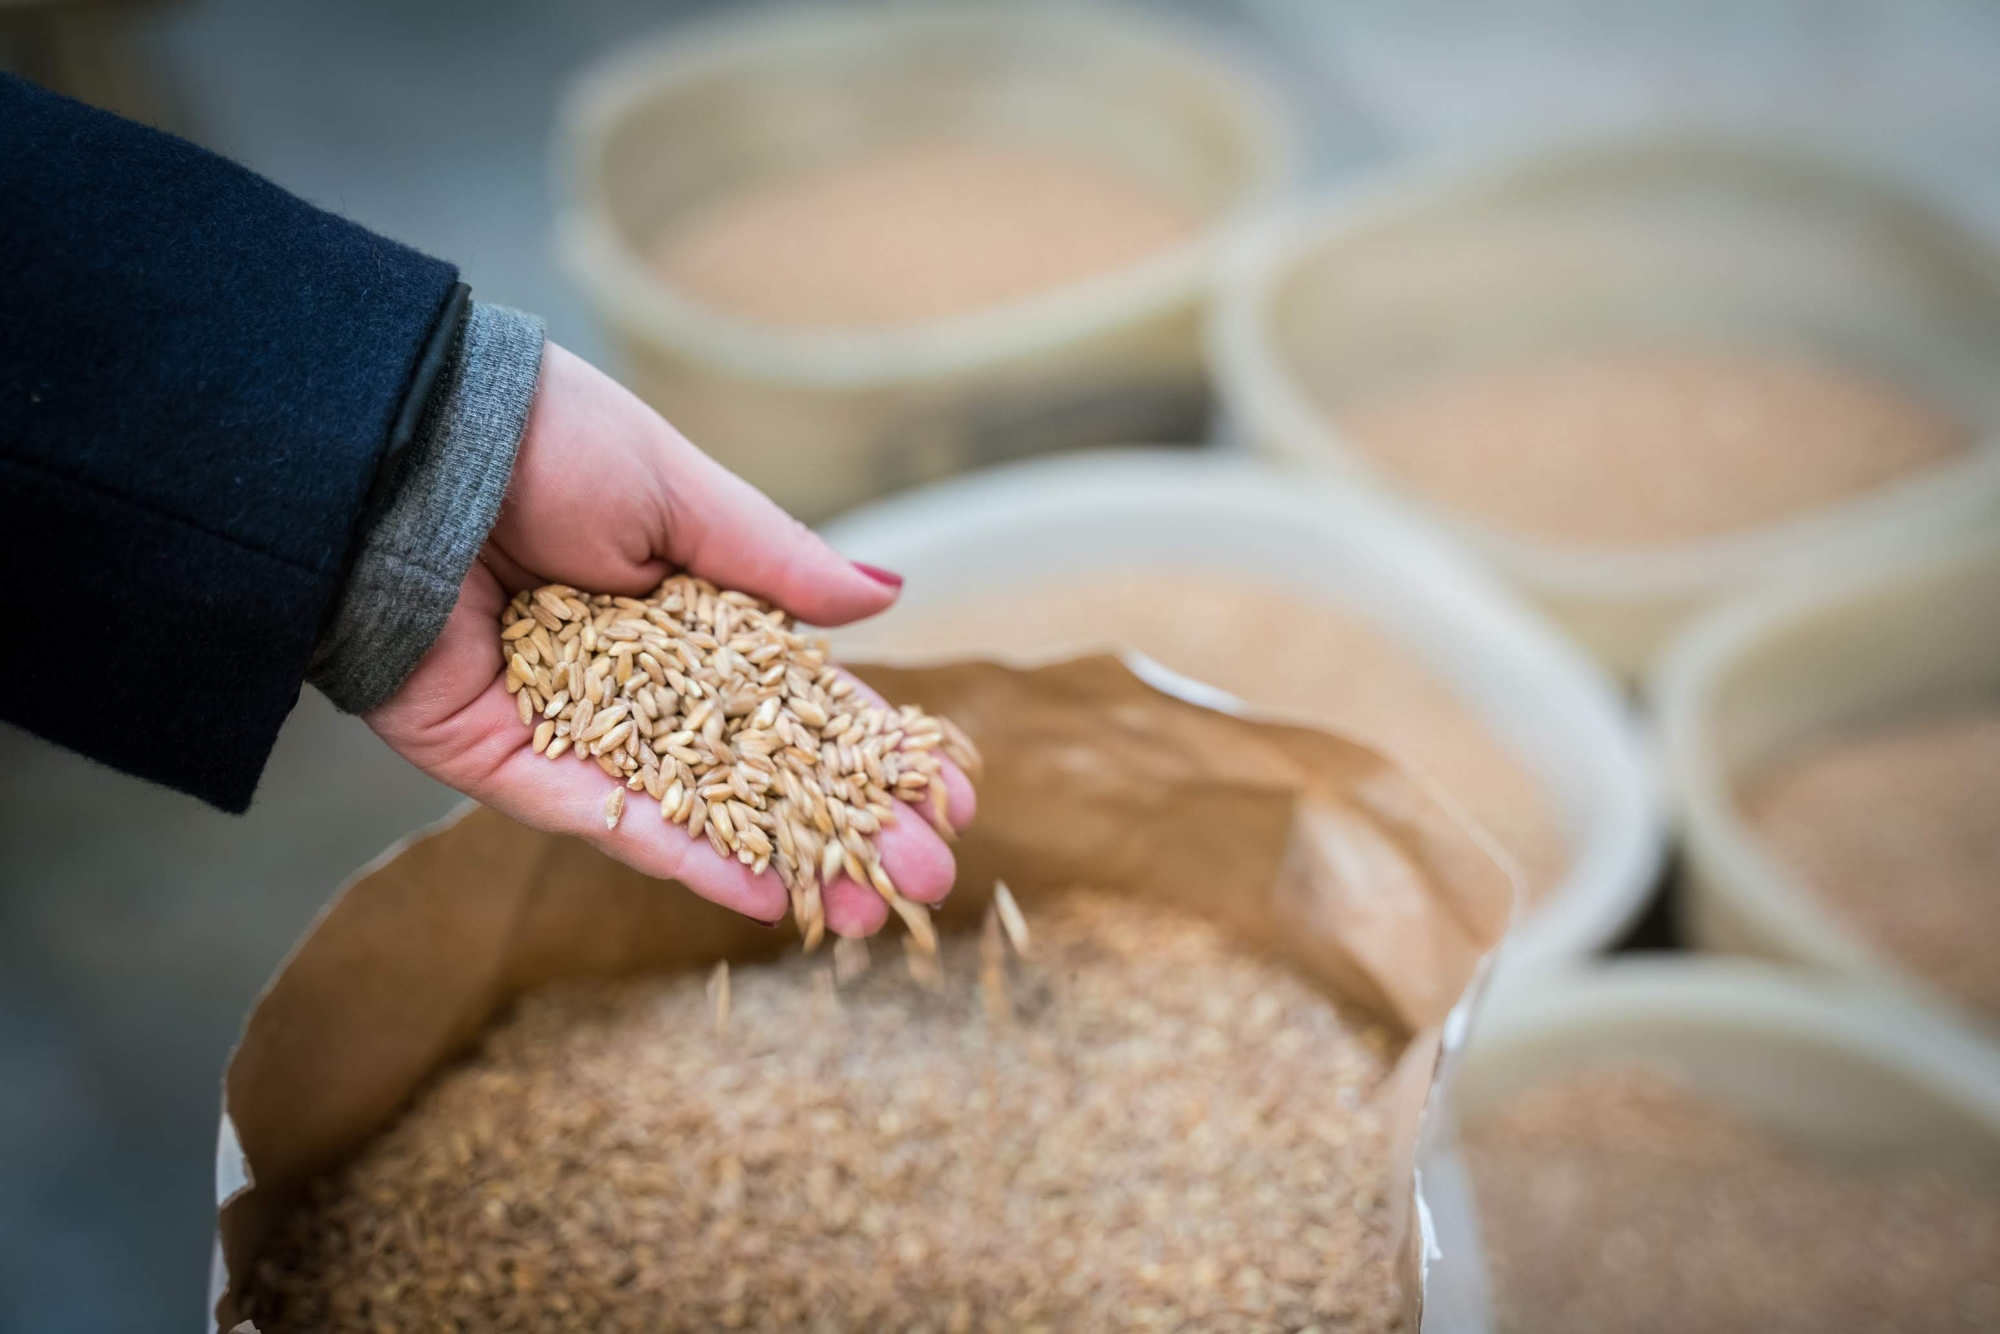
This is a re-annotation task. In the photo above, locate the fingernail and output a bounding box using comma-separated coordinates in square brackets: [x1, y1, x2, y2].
[752, 916, 781, 930]
[852, 561, 904, 589]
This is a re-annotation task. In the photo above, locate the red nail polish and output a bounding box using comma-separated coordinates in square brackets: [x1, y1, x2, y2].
[853, 561, 904, 589]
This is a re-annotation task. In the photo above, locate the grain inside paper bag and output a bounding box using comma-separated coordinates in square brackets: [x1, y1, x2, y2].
[212, 657, 1516, 1331]
[242, 891, 1404, 1332]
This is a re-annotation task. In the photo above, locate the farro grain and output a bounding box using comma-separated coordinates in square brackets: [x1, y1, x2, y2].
[832, 934, 872, 987]
[992, 879, 1029, 956]
[500, 575, 980, 947]
[707, 960, 730, 1038]
[243, 892, 1405, 1333]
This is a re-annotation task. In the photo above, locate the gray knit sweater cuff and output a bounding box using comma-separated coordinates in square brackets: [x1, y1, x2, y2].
[310, 301, 546, 713]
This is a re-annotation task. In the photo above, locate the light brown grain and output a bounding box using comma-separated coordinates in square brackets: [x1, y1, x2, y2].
[651, 139, 1198, 329]
[242, 892, 1404, 1333]
[1333, 348, 1969, 548]
[1466, 1065, 2000, 1334]
[1743, 703, 2000, 1018]
[500, 574, 980, 948]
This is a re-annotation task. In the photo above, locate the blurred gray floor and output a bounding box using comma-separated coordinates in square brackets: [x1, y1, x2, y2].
[3, 2, 1998, 1330]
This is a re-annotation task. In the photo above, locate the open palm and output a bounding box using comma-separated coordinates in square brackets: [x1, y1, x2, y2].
[368, 343, 973, 936]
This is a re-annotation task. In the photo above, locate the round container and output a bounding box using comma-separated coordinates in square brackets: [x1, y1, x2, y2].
[1428, 958, 2000, 1330]
[1655, 532, 2000, 1033]
[822, 449, 1664, 984]
[1210, 133, 2000, 677]
[556, 5, 1291, 523]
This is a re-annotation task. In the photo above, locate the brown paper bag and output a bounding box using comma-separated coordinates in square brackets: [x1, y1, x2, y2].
[210, 655, 1515, 1331]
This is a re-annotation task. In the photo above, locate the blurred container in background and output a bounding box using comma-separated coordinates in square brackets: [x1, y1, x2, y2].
[1441, 958, 2000, 1332]
[1658, 533, 2000, 1038]
[555, 4, 1291, 523]
[822, 450, 1664, 986]
[1212, 136, 2000, 676]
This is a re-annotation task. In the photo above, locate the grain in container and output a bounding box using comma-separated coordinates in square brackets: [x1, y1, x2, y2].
[1657, 532, 2000, 1037]
[555, 4, 1290, 523]
[1434, 958, 2000, 1333]
[208, 656, 1516, 1331]
[823, 450, 1664, 986]
[1210, 134, 2000, 676]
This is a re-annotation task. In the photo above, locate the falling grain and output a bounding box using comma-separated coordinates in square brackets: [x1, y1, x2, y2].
[902, 933, 943, 991]
[707, 960, 730, 1039]
[500, 574, 980, 946]
[832, 935, 871, 987]
[978, 905, 1011, 1024]
[992, 879, 1030, 956]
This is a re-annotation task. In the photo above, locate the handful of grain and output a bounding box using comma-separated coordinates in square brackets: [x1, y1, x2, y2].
[501, 575, 981, 948]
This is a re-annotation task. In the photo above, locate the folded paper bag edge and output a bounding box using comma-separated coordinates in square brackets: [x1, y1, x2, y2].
[211, 653, 1516, 1333]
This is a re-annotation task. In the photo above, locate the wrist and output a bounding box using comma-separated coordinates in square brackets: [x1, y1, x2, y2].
[309, 302, 547, 713]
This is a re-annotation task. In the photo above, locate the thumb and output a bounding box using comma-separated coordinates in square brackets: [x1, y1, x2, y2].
[656, 429, 903, 627]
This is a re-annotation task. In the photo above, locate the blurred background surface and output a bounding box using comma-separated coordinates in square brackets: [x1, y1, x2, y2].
[3, 1, 1999, 1329]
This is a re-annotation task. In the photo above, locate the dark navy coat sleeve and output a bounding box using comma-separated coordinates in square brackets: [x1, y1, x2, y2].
[0, 74, 462, 812]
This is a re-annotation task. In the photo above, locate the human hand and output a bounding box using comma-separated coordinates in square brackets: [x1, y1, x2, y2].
[367, 342, 974, 935]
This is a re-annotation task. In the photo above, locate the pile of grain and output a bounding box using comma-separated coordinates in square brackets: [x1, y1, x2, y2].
[243, 892, 1404, 1333]
[503, 575, 979, 947]
[652, 138, 1199, 328]
[847, 569, 1566, 903]
[1743, 703, 2000, 1018]
[1332, 348, 1970, 548]
[1465, 1066, 2000, 1334]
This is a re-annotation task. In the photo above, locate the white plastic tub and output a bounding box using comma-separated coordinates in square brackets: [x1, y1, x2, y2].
[1210, 134, 2000, 677]
[823, 450, 1664, 985]
[1655, 532, 2000, 1033]
[1430, 957, 2000, 1331]
[556, 4, 1291, 523]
